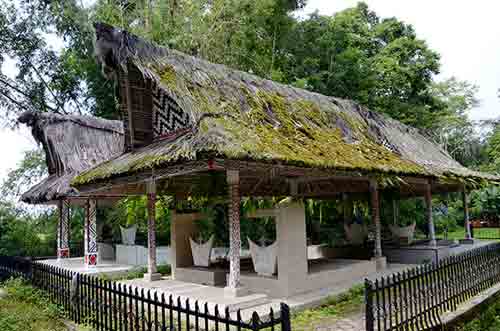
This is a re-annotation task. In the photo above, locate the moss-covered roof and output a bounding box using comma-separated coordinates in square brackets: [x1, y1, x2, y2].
[72, 23, 499, 187]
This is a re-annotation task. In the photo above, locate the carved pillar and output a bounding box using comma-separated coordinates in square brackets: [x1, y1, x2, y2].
[425, 182, 437, 246]
[463, 189, 472, 240]
[225, 169, 244, 296]
[392, 198, 399, 226]
[144, 180, 161, 281]
[369, 181, 382, 259]
[57, 200, 70, 260]
[342, 193, 353, 224]
[84, 199, 98, 268]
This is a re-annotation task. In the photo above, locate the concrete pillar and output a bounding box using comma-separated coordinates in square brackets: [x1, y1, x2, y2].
[225, 170, 245, 297]
[463, 189, 472, 240]
[57, 199, 70, 260]
[84, 199, 98, 268]
[144, 180, 161, 281]
[276, 202, 308, 297]
[170, 211, 199, 279]
[369, 180, 386, 270]
[425, 182, 437, 246]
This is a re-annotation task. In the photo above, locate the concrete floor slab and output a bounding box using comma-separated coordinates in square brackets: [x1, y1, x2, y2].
[38, 257, 135, 275]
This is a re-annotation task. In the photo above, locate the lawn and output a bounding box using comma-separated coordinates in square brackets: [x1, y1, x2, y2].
[290, 285, 365, 330]
[0, 278, 69, 331]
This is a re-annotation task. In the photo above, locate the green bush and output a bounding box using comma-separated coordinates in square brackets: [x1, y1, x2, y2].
[0, 277, 65, 331]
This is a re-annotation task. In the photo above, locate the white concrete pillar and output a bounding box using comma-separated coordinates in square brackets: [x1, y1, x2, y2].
[225, 170, 245, 297]
[57, 199, 71, 260]
[144, 179, 161, 281]
[463, 189, 472, 240]
[84, 199, 98, 267]
[170, 211, 199, 279]
[276, 202, 308, 297]
[425, 182, 437, 246]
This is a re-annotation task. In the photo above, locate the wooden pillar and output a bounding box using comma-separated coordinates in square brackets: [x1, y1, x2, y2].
[144, 179, 161, 281]
[369, 180, 383, 259]
[225, 170, 245, 296]
[425, 182, 437, 246]
[84, 199, 98, 267]
[463, 189, 472, 240]
[57, 199, 70, 260]
[342, 193, 353, 224]
[392, 199, 399, 226]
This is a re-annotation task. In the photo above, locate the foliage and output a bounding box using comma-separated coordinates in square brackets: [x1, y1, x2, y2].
[0, 201, 57, 257]
[1, 148, 47, 200]
[455, 295, 500, 331]
[0, 278, 66, 331]
[107, 195, 172, 245]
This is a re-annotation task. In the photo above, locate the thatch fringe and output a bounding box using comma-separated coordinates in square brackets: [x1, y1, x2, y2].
[19, 111, 124, 204]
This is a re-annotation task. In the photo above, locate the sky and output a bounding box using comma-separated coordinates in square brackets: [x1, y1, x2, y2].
[1, 0, 499, 189]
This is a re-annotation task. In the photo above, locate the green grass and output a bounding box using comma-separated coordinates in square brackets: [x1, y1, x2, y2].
[0, 278, 67, 331]
[290, 285, 365, 330]
[99, 264, 171, 281]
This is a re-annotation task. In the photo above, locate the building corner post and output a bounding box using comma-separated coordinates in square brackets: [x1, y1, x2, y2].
[144, 179, 161, 281]
[370, 180, 386, 270]
[84, 199, 98, 268]
[57, 199, 71, 260]
[425, 181, 437, 246]
[463, 188, 472, 240]
[224, 169, 246, 297]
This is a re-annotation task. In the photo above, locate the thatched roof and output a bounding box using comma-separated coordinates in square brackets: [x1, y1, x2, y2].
[72, 23, 499, 189]
[19, 111, 124, 204]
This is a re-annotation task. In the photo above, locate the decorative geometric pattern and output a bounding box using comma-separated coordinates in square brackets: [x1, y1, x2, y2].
[227, 170, 241, 288]
[85, 199, 98, 267]
[147, 185, 157, 274]
[369, 183, 382, 258]
[58, 200, 70, 259]
[152, 84, 190, 139]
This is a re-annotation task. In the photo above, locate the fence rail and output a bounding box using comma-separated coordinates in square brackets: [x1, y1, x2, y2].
[365, 242, 500, 331]
[0, 257, 290, 331]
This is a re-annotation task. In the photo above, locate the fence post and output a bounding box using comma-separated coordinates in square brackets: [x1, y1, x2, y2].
[365, 279, 375, 331]
[280, 303, 292, 331]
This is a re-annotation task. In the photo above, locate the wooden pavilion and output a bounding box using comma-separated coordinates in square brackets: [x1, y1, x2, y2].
[19, 111, 124, 267]
[71, 22, 499, 297]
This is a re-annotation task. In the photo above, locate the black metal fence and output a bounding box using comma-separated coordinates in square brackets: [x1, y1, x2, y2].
[0, 257, 291, 331]
[365, 242, 500, 331]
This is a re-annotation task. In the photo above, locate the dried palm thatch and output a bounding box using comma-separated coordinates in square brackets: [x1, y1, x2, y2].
[73, 23, 498, 188]
[19, 111, 124, 204]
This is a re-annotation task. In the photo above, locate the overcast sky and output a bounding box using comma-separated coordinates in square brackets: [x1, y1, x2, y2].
[1, 0, 499, 189]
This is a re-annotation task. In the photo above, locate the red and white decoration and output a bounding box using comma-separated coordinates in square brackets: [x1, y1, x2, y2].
[84, 199, 98, 267]
[57, 200, 71, 259]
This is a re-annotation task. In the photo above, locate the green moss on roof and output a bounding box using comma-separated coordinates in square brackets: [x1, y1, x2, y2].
[73, 24, 500, 187]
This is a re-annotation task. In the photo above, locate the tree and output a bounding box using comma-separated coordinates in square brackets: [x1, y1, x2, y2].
[279, 3, 442, 131]
[1, 148, 46, 200]
[428, 77, 486, 167]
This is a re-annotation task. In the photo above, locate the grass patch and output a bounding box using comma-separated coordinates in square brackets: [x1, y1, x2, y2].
[0, 278, 67, 331]
[454, 296, 500, 331]
[100, 264, 171, 281]
[290, 285, 365, 330]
